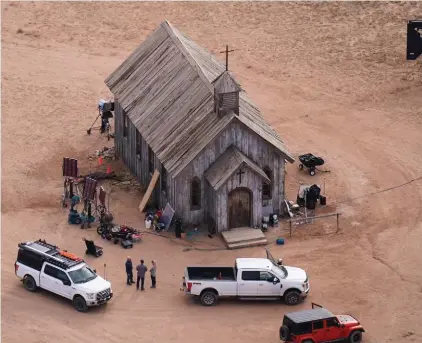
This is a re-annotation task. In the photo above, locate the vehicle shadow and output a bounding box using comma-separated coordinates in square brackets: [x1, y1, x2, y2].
[192, 296, 310, 310]
[25, 286, 109, 315]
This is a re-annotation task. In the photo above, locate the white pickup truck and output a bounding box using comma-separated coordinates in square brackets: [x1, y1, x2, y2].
[15, 239, 113, 312]
[181, 249, 310, 306]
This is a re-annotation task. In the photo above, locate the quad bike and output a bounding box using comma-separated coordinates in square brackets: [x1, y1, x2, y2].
[97, 224, 142, 245]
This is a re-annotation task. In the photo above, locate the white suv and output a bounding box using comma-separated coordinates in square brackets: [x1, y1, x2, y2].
[15, 239, 112, 312]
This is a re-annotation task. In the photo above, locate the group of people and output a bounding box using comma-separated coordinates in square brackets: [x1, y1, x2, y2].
[125, 257, 157, 291]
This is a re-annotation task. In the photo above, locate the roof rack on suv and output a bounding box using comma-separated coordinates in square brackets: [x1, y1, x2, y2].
[18, 239, 84, 270]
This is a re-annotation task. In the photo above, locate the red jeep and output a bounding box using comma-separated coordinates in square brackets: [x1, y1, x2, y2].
[279, 303, 365, 343]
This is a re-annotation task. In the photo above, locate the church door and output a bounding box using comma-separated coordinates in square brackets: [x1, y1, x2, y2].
[228, 188, 252, 229]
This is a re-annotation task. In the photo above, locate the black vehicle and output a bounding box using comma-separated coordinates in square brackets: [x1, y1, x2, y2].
[298, 153, 325, 176]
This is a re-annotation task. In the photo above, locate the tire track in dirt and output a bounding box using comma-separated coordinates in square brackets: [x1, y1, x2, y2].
[292, 106, 422, 290]
[3, 2, 422, 343]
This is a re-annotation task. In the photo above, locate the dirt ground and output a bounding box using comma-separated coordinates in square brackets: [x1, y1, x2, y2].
[2, 2, 422, 343]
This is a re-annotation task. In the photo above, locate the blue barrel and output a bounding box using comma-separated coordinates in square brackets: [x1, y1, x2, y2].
[276, 238, 285, 245]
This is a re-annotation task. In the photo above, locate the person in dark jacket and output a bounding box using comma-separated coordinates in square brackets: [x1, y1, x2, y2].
[136, 259, 148, 291]
[174, 217, 183, 238]
[125, 256, 134, 285]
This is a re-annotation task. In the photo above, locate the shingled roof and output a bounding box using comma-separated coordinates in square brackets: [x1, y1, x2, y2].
[105, 20, 294, 176]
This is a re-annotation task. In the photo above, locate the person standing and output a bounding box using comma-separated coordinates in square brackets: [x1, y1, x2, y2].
[136, 259, 148, 291]
[125, 256, 134, 285]
[150, 260, 157, 288]
[174, 216, 183, 238]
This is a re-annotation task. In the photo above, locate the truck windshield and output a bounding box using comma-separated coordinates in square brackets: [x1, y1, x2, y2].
[266, 249, 288, 278]
[271, 265, 288, 278]
[68, 266, 97, 284]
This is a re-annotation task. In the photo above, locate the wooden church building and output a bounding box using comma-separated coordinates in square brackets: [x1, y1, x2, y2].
[104, 20, 295, 232]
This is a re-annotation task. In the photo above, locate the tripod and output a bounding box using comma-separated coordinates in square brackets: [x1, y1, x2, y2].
[86, 108, 102, 135]
[81, 198, 95, 229]
[62, 177, 80, 208]
[87, 103, 114, 137]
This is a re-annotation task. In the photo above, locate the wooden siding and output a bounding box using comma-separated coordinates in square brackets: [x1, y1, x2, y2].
[114, 101, 171, 208]
[115, 102, 285, 228]
[204, 145, 270, 191]
[213, 71, 241, 93]
[216, 168, 262, 231]
[175, 121, 286, 231]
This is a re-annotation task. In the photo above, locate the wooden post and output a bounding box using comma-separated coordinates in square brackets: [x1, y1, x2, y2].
[336, 213, 340, 233]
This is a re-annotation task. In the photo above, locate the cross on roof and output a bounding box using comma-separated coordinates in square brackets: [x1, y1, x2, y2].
[236, 168, 245, 184]
[220, 45, 235, 71]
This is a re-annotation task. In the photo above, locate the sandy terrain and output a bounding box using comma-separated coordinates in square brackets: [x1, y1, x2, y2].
[2, 2, 422, 343]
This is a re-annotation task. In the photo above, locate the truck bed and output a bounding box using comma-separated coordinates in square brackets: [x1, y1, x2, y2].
[186, 267, 236, 281]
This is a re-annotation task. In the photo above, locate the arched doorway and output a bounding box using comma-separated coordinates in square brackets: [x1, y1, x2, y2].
[228, 188, 252, 229]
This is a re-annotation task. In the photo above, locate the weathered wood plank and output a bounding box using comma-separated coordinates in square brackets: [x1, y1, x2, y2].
[172, 120, 287, 231]
[169, 111, 233, 175]
[137, 67, 202, 141]
[153, 87, 213, 162]
[139, 169, 160, 212]
[214, 71, 241, 93]
[204, 146, 270, 191]
[151, 85, 209, 155]
[118, 38, 178, 109]
[105, 24, 168, 91]
[163, 21, 214, 94]
[174, 28, 225, 82]
[132, 63, 197, 131]
[127, 55, 190, 122]
[222, 228, 265, 243]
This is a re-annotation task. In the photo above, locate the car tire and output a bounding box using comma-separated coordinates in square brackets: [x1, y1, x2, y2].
[23, 275, 37, 292]
[284, 290, 301, 305]
[348, 330, 363, 343]
[73, 296, 88, 312]
[279, 325, 290, 341]
[200, 291, 217, 306]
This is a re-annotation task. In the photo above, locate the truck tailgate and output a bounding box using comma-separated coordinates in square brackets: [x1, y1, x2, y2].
[180, 268, 190, 292]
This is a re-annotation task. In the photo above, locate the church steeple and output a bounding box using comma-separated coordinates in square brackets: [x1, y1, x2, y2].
[213, 70, 241, 117]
